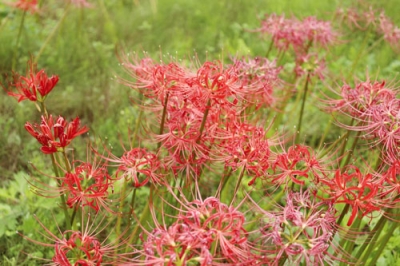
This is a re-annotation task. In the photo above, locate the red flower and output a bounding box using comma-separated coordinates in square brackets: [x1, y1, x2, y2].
[106, 148, 163, 187]
[320, 165, 383, 225]
[7, 61, 59, 102]
[25, 115, 89, 154]
[63, 161, 113, 213]
[8, 0, 38, 13]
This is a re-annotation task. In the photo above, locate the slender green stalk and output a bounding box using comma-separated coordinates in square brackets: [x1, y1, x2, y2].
[341, 130, 361, 168]
[230, 166, 246, 205]
[337, 204, 350, 227]
[367, 218, 399, 266]
[126, 185, 154, 251]
[12, 10, 26, 70]
[116, 96, 143, 237]
[35, 5, 70, 64]
[318, 116, 333, 149]
[157, 92, 169, 150]
[339, 213, 362, 266]
[265, 39, 274, 58]
[295, 73, 310, 144]
[196, 98, 211, 143]
[355, 214, 387, 265]
[50, 153, 71, 230]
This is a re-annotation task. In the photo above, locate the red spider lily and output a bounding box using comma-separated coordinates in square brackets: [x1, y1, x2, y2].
[63, 161, 114, 213]
[379, 160, 400, 212]
[25, 115, 89, 154]
[105, 147, 163, 187]
[319, 165, 384, 226]
[120, 56, 192, 103]
[233, 56, 282, 108]
[20, 212, 130, 265]
[335, 7, 377, 30]
[379, 12, 400, 51]
[215, 122, 271, 181]
[256, 14, 337, 54]
[253, 190, 340, 265]
[325, 80, 396, 117]
[133, 183, 258, 265]
[7, 0, 38, 13]
[323, 80, 400, 161]
[268, 144, 327, 189]
[7, 61, 59, 103]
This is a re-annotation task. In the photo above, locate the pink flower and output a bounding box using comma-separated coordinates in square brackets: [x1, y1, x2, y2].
[254, 190, 339, 265]
[133, 183, 258, 265]
[25, 115, 89, 154]
[379, 13, 400, 51]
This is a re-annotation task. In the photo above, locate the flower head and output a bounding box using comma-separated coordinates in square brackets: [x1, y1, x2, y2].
[20, 212, 129, 265]
[25, 115, 89, 154]
[7, 0, 38, 13]
[255, 190, 338, 265]
[7, 61, 59, 103]
[63, 161, 114, 213]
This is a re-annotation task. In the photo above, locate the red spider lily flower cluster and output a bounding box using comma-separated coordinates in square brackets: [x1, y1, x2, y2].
[251, 144, 329, 190]
[233, 57, 282, 108]
[257, 14, 337, 55]
[63, 161, 113, 213]
[135, 193, 256, 265]
[325, 80, 400, 161]
[7, 0, 38, 13]
[21, 213, 129, 265]
[336, 7, 400, 51]
[25, 115, 89, 154]
[255, 190, 338, 265]
[7, 61, 59, 103]
[335, 7, 377, 30]
[319, 165, 383, 226]
[378, 13, 400, 51]
[216, 122, 271, 180]
[105, 147, 163, 187]
[121, 55, 282, 182]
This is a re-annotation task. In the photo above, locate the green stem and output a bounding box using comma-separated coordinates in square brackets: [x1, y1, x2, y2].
[341, 130, 361, 168]
[12, 10, 26, 70]
[265, 39, 274, 58]
[157, 92, 169, 150]
[339, 213, 362, 266]
[50, 153, 71, 229]
[367, 217, 399, 266]
[126, 185, 154, 251]
[295, 73, 310, 144]
[355, 214, 387, 265]
[35, 5, 70, 64]
[338, 119, 355, 165]
[230, 166, 246, 205]
[318, 115, 333, 149]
